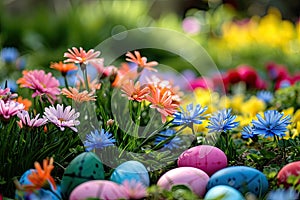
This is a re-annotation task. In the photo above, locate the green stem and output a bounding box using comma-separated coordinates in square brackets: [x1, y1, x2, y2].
[133, 101, 142, 138]
[151, 124, 189, 150]
[81, 64, 90, 92]
[136, 120, 174, 149]
[63, 75, 69, 89]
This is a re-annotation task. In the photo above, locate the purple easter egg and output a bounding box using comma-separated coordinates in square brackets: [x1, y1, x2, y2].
[157, 167, 209, 197]
[177, 145, 227, 176]
[69, 180, 129, 200]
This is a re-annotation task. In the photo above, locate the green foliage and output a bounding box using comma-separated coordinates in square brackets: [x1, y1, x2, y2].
[273, 82, 300, 111]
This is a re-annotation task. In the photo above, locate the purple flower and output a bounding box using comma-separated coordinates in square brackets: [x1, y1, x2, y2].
[43, 104, 80, 132]
[17, 110, 48, 128]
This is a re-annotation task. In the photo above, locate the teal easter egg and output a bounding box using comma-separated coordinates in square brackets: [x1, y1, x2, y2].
[207, 166, 268, 198]
[70, 180, 129, 200]
[60, 152, 105, 199]
[15, 169, 61, 200]
[204, 185, 245, 200]
[110, 160, 150, 187]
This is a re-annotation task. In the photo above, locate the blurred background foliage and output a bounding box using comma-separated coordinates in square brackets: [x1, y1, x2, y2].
[1, 0, 300, 75]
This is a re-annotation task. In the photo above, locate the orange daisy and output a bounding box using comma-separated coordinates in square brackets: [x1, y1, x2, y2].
[62, 87, 96, 103]
[16, 70, 29, 87]
[112, 63, 138, 87]
[23, 157, 56, 192]
[50, 61, 78, 76]
[125, 51, 158, 72]
[15, 96, 32, 111]
[146, 86, 179, 123]
[121, 80, 149, 102]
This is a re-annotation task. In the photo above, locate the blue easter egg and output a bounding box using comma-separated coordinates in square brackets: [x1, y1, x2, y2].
[207, 166, 268, 198]
[15, 169, 61, 200]
[110, 160, 150, 187]
[204, 185, 245, 200]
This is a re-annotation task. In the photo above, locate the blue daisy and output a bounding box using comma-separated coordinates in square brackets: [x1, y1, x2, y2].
[83, 129, 116, 151]
[252, 110, 291, 138]
[207, 109, 239, 133]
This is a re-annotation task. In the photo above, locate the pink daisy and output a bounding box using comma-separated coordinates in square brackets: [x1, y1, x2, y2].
[17, 70, 60, 104]
[17, 110, 48, 128]
[121, 180, 147, 200]
[121, 80, 149, 102]
[0, 88, 10, 96]
[64, 47, 101, 65]
[43, 104, 80, 132]
[0, 87, 18, 102]
[0, 100, 24, 119]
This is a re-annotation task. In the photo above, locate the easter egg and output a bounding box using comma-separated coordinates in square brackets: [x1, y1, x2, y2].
[204, 185, 245, 200]
[60, 152, 105, 199]
[177, 145, 227, 176]
[15, 169, 61, 200]
[277, 161, 300, 187]
[207, 166, 268, 198]
[110, 160, 150, 187]
[69, 180, 129, 200]
[157, 167, 209, 197]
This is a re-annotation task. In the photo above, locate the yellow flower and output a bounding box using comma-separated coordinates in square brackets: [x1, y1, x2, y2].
[241, 96, 266, 117]
[229, 94, 244, 113]
[194, 119, 209, 135]
[293, 109, 300, 123]
[219, 7, 297, 54]
[236, 115, 254, 127]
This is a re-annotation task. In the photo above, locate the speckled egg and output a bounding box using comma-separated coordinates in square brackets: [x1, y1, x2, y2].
[15, 169, 61, 200]
[204, 185, 245, 200]
[69, 180, 129, 200]
[277, 161, 300, 187]
[207, 166, 268, 198]
[177, 145, 227, 176]
[60, 152, 105, 199]
[157, 167, 209, 197]
[110, 160, 150, 187]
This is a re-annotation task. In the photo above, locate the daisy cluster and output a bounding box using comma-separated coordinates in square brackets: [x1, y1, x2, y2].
[1, 47, 300, 199]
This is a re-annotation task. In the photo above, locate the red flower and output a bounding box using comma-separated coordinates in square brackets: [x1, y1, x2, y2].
[275, 77, 293, 90]
[236, 65, 258, 87]
[189, 77, 213, 90]
[255, 78, 267, 90]
[266, 62, 289, 81]
[225, 69, 241, 84]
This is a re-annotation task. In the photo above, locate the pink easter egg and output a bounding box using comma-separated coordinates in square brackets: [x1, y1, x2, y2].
[177, 145, 227, 176]
[69, 180, 129, 200]
[277, 161, 300, 187]
[157, 167, 209, 197]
